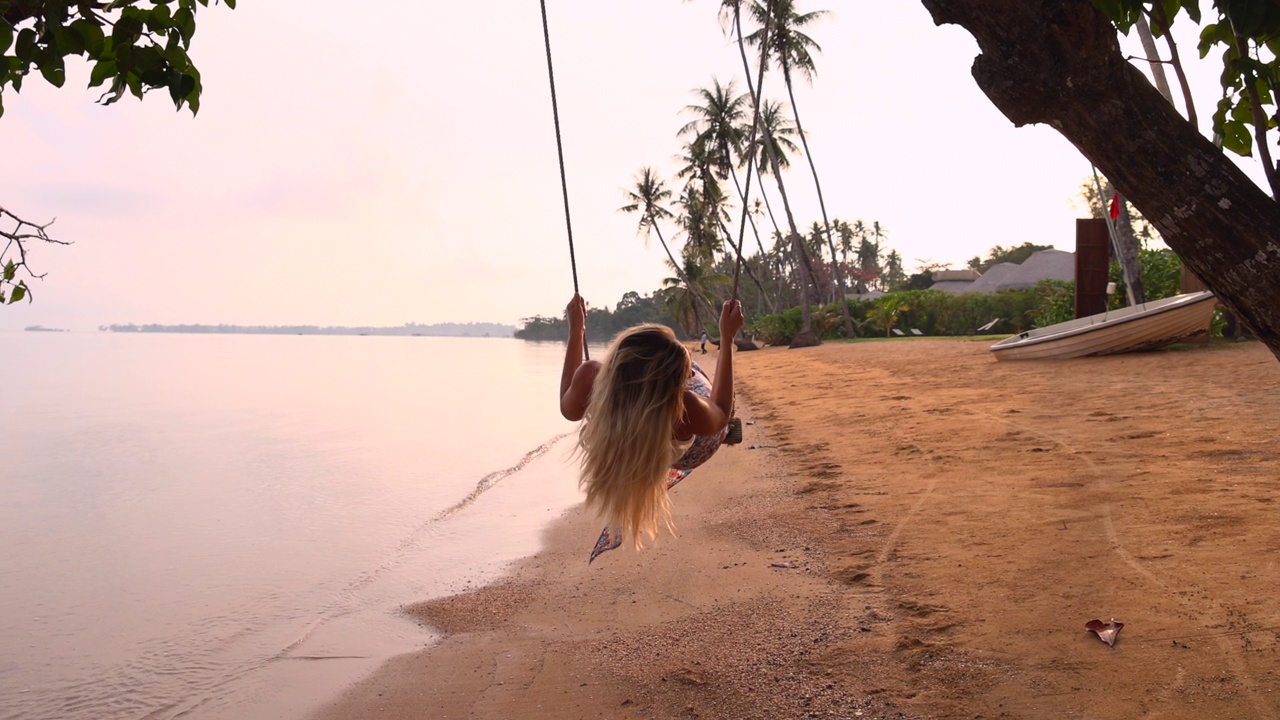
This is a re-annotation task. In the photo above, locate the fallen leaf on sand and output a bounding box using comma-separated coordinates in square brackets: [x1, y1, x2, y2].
[1085, 618, 1124, 647]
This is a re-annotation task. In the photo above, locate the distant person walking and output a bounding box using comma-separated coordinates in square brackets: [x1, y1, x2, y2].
[699, 331, 709, 354]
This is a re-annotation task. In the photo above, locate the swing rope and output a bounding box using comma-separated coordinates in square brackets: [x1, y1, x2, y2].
[729, 0, 774, 305]
[539, 0, 588, 360]
[537, 0, 583, 294]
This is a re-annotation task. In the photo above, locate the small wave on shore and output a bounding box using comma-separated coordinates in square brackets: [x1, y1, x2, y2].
[434, 432, 576, 521]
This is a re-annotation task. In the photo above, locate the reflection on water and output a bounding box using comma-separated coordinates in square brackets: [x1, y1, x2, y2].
[0, 333, 583, 720]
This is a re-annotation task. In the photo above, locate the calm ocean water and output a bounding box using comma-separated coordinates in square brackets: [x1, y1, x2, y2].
[0, 331, 586, 720]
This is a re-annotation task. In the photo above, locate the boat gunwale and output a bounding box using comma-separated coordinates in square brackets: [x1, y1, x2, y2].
[990, 291, 1216, 353]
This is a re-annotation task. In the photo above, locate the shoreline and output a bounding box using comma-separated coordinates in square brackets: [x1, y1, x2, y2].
[311, 339, 1280, 719]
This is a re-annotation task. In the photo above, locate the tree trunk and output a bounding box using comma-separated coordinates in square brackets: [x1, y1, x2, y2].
[1149, 3, 1197, 128]
[782, 72, 856, 337]
[653, 223, 720, 328]
[732, 3, 818, 347]
[716, 217, 775, 310]
[1134, 15, 1173, 105]
[1114, 198, 1145, 304]
[919, 0, 1280, 362]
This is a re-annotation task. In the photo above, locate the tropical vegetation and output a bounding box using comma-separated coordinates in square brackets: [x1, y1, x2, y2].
[519, 0, 1241, 350]
[5, 1, 1277, 357]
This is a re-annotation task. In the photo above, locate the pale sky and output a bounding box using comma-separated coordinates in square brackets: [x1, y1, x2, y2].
[0, 1, 1268, 331]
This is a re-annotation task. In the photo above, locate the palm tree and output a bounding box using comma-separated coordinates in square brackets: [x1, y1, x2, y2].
[734, 96, 821, 342]
[681, 79, 776, 308]
[680, 79, 747, 186]
[883, 249, 906, 292]
[743, 100, 799, 254]
[620, 168, 719, 325]
[836, 217, 854, 264]
[661, 254, 732, 337]
[745, 0, 854, 338]
[868, 296, 909, 338]
[721, 0, 819, 347]
[857, 233, 882, 292]
[672, 174, 725, 263]
[806, 221, 834, 302]
[676, 113, 776, 313]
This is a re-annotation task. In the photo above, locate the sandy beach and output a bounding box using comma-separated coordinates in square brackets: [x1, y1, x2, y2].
[311, 338, 1280, 719]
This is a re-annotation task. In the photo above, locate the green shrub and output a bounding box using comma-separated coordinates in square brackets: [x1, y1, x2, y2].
[749, 306, 804, 345]
[1031, 280, 1075, 328]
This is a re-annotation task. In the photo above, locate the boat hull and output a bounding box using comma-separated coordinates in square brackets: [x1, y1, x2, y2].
[990, 291, 1217, 361]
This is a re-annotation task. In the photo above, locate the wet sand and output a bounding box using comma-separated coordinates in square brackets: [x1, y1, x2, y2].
[311, 338, 1280, 719]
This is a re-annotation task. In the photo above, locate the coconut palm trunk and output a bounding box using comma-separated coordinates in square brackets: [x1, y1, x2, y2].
[654, 222, 718, 328]
[780, 55, 853, 335]
[729, 0, 819, 347]
[622, 168, 721, 328]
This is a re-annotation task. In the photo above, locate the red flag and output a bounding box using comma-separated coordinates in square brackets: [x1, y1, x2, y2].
[1108, 192, 1121, 220]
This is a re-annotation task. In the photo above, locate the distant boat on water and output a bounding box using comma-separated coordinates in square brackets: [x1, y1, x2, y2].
[990, 291, 1217, 361]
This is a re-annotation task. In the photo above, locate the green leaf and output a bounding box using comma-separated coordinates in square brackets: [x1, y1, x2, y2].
[88, 58, 117, 88]
[1180, 0, 1202, 24]
[8, 283, 26, 304]
[1212, 96, 1234, 131]
[140, 65, 169, 88]
[147, 4, 173, 33]
[1199, 22, 1234, 59]
[44, 0, 67, 24]
[39, 67, 67, 88]
[38, 54, 66, 88]
[1231, 96, 1254, 123]
[71, 19, 105, 57]
[115, 43, 135, 72]
[163, 37, 188, 68]
[173, 7, 195, 46]
[185, 75, 200, 115]
[1257, 78, 1275, 105]
[3, 260, 15, 281]
[1220, 119, 1253, 156]
[133, 44, 164, 76]
[15, 28, 37, 62]
[112, 16, 144, 46]
[0, 23, 13, 55]
[224, 0, 236, 9]
[53, 24, 85, 57]
[126, 72, 143, 99]
[1095, 0, 1144, 33]
[177, 69, 196, 95]
[99, 76, 126, 106]
[1224, 0, 1271, 37]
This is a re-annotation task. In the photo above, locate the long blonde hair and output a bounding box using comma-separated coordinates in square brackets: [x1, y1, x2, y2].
[578, 323, 690, 547]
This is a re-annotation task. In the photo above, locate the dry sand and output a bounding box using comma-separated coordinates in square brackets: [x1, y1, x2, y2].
[311, 338, 1280, 719]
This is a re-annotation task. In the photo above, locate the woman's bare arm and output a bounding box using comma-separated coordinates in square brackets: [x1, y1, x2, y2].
[680, 299, 743, 437]
[559, 295, 597, 421]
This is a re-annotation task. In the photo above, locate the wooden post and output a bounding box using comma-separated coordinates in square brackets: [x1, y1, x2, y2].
[1180, 261, 1214, 342]
[1075, 219, 1110, 318]
[1180, 264, 1208, 293]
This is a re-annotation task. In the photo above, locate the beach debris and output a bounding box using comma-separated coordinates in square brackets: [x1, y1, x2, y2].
[1085, 618, 1124, 647]
[771, 561, 800, 569]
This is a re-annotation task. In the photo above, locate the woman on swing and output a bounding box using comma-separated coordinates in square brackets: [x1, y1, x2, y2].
[559, 294, 744, 561]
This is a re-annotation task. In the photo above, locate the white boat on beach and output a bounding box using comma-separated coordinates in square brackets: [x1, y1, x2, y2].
[990, 290, 1217, 361]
